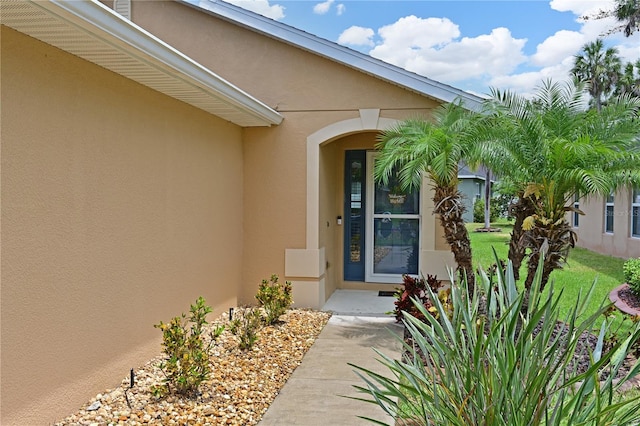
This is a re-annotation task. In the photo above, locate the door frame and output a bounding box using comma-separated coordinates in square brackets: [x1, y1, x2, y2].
[343, 150, 366, 282]
[364, 152, 421, 283]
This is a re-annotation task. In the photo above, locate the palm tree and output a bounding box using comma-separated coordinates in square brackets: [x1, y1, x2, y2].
[615, 0, 640, 36]
[615, 59, 640, 98]
[467, 106, 534, 281]
[479, 80, 640, 292]
[572, 39, 622, 111]
[578, 0, 639, 37]
[375, 101, 479, 295]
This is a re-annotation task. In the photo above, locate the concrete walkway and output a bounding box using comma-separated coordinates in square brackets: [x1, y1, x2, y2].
[258, 290, 402, 426]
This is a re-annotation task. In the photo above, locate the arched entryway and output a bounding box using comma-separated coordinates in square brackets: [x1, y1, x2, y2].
[285, 109, 454, 309]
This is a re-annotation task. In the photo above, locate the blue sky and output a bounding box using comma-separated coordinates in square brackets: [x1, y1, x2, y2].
[205, 0, 639, 97]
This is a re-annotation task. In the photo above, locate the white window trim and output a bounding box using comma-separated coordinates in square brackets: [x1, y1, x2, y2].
[572, 194, 580, 228]
[632, 188, 640, 238]
[604, 193, 614, 234]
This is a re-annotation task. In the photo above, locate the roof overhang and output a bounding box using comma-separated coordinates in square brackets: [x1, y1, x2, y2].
[184, 0, 485, 112]
[0, 0, 283, 127]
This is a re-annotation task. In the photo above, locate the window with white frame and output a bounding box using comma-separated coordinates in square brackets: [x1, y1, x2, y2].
[572, 194, 580, 228]
[605, 193, 614, 233]
[632, 187, 640, 238]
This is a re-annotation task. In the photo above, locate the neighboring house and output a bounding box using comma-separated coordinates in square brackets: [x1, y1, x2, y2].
[571, 188, 640, 259]
[0, 0, 483, 423]
[458, 163, 493, 223]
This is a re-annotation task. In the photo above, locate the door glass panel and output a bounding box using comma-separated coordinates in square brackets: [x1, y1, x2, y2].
[373, 217, 419, 274]
[349, 164, 363, 263]
[374, 179, 419, 214]
[344, 151, 366, 282]
[366, 153, 421, 282]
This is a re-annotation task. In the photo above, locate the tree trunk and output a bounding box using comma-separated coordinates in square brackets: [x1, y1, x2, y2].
[433, 186, 475, 296]
[523, 242, 556, 292]
[507, 195, 536, 281]
[522, 218, 576, 293]
[483, 170, 491, 229]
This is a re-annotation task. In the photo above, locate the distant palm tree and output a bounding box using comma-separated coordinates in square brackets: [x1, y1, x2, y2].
[478, 80, 640, 292]
[572, 39, 622, 111]
[615, 0, 640, 36]
[615, 59, 640, 98]
[375, 101, 479, 295]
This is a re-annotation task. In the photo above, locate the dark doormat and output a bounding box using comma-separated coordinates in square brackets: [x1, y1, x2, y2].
[378, 290, 396, 297]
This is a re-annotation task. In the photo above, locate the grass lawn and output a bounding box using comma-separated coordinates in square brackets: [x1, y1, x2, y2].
[467, 219, 632, 333]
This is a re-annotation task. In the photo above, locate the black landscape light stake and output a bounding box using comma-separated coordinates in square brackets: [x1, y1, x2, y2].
[229, 307, 234, 321]
[124, 368, 135, 409]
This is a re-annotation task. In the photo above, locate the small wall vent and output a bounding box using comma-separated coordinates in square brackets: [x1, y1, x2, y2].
[114, 0, 131, 20]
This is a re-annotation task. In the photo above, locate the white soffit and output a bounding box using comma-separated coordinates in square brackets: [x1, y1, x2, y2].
[0, 0, 283, 127]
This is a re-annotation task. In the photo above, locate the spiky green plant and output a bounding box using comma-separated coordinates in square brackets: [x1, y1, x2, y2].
[350, 252, 640, 425]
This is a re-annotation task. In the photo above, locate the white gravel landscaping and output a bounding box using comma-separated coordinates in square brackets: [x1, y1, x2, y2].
[54, 309, 332, 426]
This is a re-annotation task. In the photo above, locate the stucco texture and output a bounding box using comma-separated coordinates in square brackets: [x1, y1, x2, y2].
[1, 27, 243, 424]
[2, 1, 456, 421]
[573, 190, 640, 259]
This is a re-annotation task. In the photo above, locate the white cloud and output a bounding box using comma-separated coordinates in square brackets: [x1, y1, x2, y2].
[618, 42, 640, 63]
[221, 0, 285, 20]
[376, 15, 460, 50]
[313, 0, 334, 15]
[550, 0, 613, 17]
[530, 30, 585, 66]
[580, 14, 621, 39]
[368, 19, 526, 84]
[338, 26, 375, 47]
[489, 56, 575, 97]
[549, 0, 622, 40]
[314, 0, 345, 16]
[355, 0, 637, 97]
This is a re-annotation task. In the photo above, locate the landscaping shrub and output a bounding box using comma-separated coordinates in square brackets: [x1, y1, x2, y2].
[391, 274, 443, 323]
[351, 255, 640, 425]
[473, 197, 499, 223]
[229, 306, 263, 350]
[623, 257, 640, 295]
[154, 297, 223, 397]
[256, 274, 293, 325]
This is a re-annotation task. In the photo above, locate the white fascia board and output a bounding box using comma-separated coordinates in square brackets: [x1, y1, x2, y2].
[184, 0, 485, 112]
[38, 0, 283, 126]
[458, 175, 497, 184]
[458, 175, 486, 180]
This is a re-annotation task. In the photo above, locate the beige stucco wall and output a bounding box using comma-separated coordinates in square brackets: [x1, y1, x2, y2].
[1, 27, 244, 424]
[129, 0, 448, 305]
[573, 189, 640, 259]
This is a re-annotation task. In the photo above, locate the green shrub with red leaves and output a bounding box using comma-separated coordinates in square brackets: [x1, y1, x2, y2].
[392, 274, 443, 323]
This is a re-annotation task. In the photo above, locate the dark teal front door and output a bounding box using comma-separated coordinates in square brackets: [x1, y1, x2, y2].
[344, 150, 366, 281]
